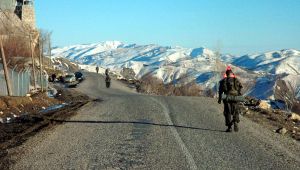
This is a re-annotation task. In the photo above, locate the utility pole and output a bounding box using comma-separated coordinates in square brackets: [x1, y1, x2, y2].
[41, 37, 45, 90]
[30, 34, 37, 89]
[214, 49, 222, 98]
[0, 36, 13, 96]
[48, 33, 52, 68]
[39, 38, 44, 92]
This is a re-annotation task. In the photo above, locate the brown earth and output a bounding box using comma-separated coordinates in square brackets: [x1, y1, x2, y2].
[0, 87, 91, 169]
[0, 93, 61, 118]
[242, 106, 300, 141]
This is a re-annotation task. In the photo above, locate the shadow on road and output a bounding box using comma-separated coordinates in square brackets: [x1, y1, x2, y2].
[50, 119, 226, 133]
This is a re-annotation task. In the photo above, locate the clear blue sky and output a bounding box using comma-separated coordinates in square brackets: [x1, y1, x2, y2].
[35, 0, 300, 55]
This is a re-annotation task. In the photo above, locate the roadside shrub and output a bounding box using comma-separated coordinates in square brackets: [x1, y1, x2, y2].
[292, 101, 300, 114]
[121, 68, 136, 80]
[275, 79, 300, 113]
[139, 74, 164, 94]
[138, 75, 202, 96]
[203, 88, 215, 98]
[172, 83, 202, 96]
[2, 35, 31, 59]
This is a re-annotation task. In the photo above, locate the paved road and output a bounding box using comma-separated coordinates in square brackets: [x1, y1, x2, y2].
[13, 72, 300, 169]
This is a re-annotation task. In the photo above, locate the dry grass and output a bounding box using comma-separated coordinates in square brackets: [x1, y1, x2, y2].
[292, 101, 300, 114]
[275, 79, 300, 113]
[2, 35, 31, 59]
[137, 75, 203, 96]
[1, 35, 57, 72]
[1, 23, 41, 70]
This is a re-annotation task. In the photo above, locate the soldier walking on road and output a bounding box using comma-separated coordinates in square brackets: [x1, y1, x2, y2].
[96, 66, 99, 74]
[105, 68, 111, 88]
[218, 66, 243, 132]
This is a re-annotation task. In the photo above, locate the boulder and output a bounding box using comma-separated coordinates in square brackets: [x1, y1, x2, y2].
[259, 100, 271, 110]
[289, 113, 300, 122]
[276, 127, 287, 135]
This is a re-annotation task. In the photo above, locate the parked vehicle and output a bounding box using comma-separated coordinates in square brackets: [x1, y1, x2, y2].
[64, 74, 78, 88]
[48, 73, 59, 82]
[74, 72, 84, 82]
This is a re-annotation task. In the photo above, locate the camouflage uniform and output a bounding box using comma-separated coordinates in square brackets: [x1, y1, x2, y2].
[218, 75, 243, 132]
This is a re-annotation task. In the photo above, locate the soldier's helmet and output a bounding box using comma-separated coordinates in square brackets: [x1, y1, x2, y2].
[223, 66, 236, 78]
[226, 66, 232, 71]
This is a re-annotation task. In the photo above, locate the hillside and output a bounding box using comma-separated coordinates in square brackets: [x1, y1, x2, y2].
[52, 41, 242, 85]
[233, 49, 300, 75]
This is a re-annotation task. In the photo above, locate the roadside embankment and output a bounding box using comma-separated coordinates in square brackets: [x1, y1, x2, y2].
[0, 87, 90, 169]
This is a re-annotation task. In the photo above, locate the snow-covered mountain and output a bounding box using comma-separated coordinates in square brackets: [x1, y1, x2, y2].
[52, 41, 235, 86]
[52, 41, 300, 100]
[233, 49, 300, 75]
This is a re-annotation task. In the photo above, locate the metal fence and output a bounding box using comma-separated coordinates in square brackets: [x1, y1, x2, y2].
[0, 64, 48, 96]
[35, 69, 49, 91]
[10, 66, 31, 96]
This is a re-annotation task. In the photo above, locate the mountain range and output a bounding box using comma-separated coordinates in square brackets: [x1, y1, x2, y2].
[51, 41, 300, 100]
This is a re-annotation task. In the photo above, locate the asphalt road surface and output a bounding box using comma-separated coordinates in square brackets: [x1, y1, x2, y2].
[13, 72, 300, 170]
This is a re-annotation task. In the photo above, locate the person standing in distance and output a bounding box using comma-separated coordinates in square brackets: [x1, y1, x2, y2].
[96, 66, 99, 74]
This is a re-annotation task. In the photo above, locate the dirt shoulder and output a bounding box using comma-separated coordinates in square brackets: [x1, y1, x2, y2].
[0, 87, 91, 169]
[240, 105, 300, 141]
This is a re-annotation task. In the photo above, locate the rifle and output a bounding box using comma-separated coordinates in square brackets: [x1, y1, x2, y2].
[221, 94, 261, 107]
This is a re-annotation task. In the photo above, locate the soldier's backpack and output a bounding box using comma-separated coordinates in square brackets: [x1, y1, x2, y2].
[224, 77, 239, 95]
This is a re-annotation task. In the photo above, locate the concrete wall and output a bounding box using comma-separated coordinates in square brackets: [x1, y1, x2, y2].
[22, 5, 35, 28]
[0, 0, 15, 11]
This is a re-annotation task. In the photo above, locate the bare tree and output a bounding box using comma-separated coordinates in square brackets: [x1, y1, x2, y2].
[213, 41, 225, 98]
[120, 68, 136, 80]
[39, 29, 52, 68]
[275, 79, 300, 112]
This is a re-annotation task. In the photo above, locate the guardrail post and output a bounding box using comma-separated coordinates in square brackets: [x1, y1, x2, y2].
[18, 69, 23, 96]
[21, 69, 24, 96]
[12, 65, 18, 96]
[27, 68, 31, 93]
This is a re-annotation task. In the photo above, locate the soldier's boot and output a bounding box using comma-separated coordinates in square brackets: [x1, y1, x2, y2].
[233, 122, 239, 132]
[226, 123, 232, 132]
[226, 126, 232, 132]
